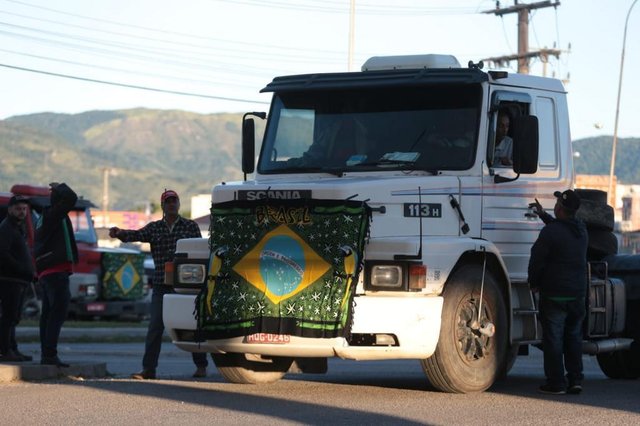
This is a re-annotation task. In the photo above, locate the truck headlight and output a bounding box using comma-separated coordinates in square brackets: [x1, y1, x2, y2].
[86, 284, 97, 297]
[177, 264, 206, 284]
[78, 284, 97, 298]
[365, 261, 426, 291]
[371, 265, 402, 288]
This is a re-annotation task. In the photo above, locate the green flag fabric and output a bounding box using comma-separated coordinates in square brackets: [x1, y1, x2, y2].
[197, 198, 370, 339]
[101, 251, 145, 300]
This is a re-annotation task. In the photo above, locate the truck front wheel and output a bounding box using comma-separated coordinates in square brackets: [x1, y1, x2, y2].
[421, 265, 507, 393]
[212, 353, 293, 384]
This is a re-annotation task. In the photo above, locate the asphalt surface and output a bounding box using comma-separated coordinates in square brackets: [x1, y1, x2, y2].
[1, 339, 639, 425]
[0, 326, 147, 382]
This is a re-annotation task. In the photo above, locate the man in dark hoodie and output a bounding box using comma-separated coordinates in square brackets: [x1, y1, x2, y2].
[529, 189, 588, 395]
[0, 195, 35, 362]
[34, 182, 78, 367]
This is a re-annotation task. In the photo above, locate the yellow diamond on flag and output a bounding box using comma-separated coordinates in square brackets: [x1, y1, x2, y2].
[115, 260, 141, 294]
[233, 224, 331, 304]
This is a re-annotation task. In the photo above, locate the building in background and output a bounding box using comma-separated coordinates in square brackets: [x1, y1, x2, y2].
[190, 194, 212, 220]
[575, 174, 617, 208]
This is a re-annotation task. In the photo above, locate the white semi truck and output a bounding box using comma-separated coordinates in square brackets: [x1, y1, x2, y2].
[163, 55, 639, 393]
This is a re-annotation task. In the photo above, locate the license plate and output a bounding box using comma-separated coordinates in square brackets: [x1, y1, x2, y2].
[246, 333, 291, 344]
[86, 302, 106, 312]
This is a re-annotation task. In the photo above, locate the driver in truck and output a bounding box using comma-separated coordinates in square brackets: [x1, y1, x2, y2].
[493, 109, 513, 166]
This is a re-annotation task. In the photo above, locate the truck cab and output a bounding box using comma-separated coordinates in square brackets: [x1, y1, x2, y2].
[162, 55, 638, 392]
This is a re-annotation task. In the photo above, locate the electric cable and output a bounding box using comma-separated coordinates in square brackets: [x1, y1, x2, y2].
[0, 62, 270, 104]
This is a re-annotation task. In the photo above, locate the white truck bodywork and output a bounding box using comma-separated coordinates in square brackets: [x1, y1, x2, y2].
[162, 55, 595, 392]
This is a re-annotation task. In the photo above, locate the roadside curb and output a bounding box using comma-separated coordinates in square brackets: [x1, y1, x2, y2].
[0, 362, 108, 383]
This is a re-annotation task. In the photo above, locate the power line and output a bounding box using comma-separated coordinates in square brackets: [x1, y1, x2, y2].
[0, 47, 262, 90]
[0, 62, 270, 104]
[0, 23, 299, 76]
[2, 0, 345, 55]
[482, 1, 563, 75]
[0, 10, 346, 63]
[210, 0, 479, 15]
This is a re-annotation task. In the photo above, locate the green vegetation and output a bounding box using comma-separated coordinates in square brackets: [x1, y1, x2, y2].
[573, 136, 640, 183]
[0, 109, 265, 210]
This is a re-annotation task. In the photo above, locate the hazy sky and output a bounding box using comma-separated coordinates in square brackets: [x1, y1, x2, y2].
[1, 0, 638, 140]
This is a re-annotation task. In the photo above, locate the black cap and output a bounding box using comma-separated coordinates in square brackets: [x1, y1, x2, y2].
[553, 190, 580, 211]
[9, 195, 30, 206]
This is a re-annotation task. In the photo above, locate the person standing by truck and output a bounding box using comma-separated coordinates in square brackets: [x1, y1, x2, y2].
[35, 183, 79, 368]
[109, 189, 209, 379]
[0, 195, 35, 362]
[529, 190, 588, 395]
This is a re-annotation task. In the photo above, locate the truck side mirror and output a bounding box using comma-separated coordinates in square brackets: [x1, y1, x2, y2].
[241, 112, 267, 178]
[511, 115, 539, 175]
[242, 117, 256, 175]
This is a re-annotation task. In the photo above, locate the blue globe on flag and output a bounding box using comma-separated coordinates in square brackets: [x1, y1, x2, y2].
[260, 235, 306, 297]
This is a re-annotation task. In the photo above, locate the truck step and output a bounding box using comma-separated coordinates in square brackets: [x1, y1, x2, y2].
[513, 309, 538, 315]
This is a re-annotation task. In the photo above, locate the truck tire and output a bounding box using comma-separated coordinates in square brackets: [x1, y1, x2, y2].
[575, 189, 608, 204]
[587, 229, 619, 260]
[596, 350, 640, 379]
[576, 199, 615, 231]
[212, 353, 293, 384]
[421, 265, 507, 393]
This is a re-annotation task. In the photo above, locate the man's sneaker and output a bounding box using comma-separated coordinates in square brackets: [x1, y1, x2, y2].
[192, 367, 207, 378]
[131, 369, 156, 380]
[567, 384, 583, 395]
[40, 356, 70, 368]
[538, 384, 566, 395]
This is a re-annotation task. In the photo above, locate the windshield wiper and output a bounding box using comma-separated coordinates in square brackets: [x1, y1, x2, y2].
[270, 166, 344, 177]
[351, 159, 438, 175]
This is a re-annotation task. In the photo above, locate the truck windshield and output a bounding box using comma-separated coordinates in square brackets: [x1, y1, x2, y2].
[69, 209, 98, 244]
[258, 84, 482, 174]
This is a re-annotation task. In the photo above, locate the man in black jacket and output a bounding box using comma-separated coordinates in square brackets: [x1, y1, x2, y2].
[0, 195, 35, 362]
[34, 182, 78, 367]
[529, 190, 588, 395]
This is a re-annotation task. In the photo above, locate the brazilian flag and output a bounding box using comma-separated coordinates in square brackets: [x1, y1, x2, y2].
[102, 251, 145, 300]
[197, 198, 370, 339]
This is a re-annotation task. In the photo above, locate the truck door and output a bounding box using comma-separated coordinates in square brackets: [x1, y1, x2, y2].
[481, 90, 568, 282]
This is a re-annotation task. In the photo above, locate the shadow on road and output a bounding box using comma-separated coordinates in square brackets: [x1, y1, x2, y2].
[66, 378, 428, 425]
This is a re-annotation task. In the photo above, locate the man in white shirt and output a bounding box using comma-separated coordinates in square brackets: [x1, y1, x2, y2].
[494, 111, 513, 166]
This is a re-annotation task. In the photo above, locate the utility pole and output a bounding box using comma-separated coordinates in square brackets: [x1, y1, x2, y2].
[102, 167, 111, 214]
[482, 1, 562, 74]
[609, 0, 638, 208]
[102, 167, 114, 227]
[348, 0, 355, 71]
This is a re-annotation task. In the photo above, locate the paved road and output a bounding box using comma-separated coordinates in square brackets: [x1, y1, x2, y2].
[1, 341, 639, 425]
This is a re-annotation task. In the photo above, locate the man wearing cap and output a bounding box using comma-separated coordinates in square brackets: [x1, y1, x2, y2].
[109, 189, 209, 379]
[34, 182, 79, 368]
[0, 195, 35, 362]
[529, 189, 588, 395]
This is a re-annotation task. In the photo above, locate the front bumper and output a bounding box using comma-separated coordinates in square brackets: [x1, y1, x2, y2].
[163, 293, 443, 361]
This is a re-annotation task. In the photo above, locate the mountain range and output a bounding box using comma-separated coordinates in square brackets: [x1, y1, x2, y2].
[1, 109, 638, 211]
[0, 109, 258, 212]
